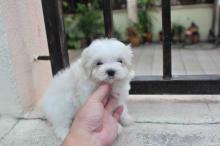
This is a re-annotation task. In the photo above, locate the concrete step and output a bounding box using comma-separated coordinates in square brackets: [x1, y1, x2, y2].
[0, 118, 61, 146]
[0, 95, 220, 146]
[128, 95, 220, 124]
[113, 123, 220, 146]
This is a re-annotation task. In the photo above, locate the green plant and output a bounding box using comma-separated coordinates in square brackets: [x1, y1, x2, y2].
[77, 4, 104, 42]
[114, 29, 122, 41]
[64, 3, 105, 49]
[137, 10, 152, 33]
[64, 2, 125, 49]
[172, 23, 185, 36]
[91, 0, 102, 9]
[64, 15, 84, 49]
[132, 23, 145, 37]
[172, 23, 185, 43]
[136, 0, 155, 33]
[137, 0, 154, 7]
[63, 1, 69, 10]
[127, 0, 157, 43]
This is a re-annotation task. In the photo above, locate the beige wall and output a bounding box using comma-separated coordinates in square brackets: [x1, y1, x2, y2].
[113, 4, 213, 41]
[113, 10, 130, 40]
[0, 0, 52, 116]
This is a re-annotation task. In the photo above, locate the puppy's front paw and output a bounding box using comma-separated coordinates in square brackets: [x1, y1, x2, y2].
[117, 123, 123, 134]
[54, 127, 69, 141]
[120, 113, 134, 126]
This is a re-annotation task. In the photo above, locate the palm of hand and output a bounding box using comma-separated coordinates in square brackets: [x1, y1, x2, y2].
[79, 101, 119, 146]
[63, 85, 122, 146]
[94, 109, 119, 146]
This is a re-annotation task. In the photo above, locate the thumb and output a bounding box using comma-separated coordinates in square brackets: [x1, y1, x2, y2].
[113, 106, 124, 121]
[89, 84, 111, 102]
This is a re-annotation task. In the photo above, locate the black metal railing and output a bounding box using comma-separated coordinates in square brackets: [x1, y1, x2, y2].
[101, 0, 220, 94]
[162, 0, 172, 79]
[41, 0, 69, 75]
[41, 0, 220, 94]
[103, 0, 113, 37]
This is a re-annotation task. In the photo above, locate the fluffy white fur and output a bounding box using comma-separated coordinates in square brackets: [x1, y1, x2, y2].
[42, 38, 134, 140]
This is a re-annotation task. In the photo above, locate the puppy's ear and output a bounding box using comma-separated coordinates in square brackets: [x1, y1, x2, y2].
[127, 44, 133, 56]
[125, 45, 135, 78]
[129, 70, 135, 79]
[124, 45, 133, 67]
[80, 48, 90, 75]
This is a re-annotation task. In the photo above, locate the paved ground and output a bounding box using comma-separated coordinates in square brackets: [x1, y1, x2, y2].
[1, 95, 220, 146]
[68, 43, 220, 75]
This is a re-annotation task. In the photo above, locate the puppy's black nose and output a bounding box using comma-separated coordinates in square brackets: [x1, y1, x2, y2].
[106, 69, 115, 77]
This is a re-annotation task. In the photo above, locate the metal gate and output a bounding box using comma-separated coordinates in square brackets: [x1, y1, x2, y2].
[41, 0, 220, 94]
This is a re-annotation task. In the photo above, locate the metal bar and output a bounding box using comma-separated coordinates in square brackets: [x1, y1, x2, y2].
[130, 75, 220, 94]
[36, 56, 50, 61]
[103, 0, 113, 37]
[211, 0, 217, 33]
[162, 0, 172, 79]
[41, 0, 69, 75]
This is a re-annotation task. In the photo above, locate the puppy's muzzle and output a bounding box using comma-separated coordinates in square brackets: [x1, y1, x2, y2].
[106, 69, 115, 77]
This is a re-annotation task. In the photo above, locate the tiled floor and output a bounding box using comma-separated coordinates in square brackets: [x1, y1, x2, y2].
[68, 43, 220, 76]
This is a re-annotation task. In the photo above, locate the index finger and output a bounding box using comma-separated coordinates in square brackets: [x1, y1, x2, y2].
[90, 84, 111, 102]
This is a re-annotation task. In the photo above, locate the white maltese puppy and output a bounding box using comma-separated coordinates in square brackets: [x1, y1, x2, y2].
[42, 38, 134, 140]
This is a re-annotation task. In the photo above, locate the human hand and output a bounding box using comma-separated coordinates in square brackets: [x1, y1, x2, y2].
[62, 84, 123, 146]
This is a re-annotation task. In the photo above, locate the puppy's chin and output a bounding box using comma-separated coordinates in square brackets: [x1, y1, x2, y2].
[103, 78, 115, 84]
[92, 78, 113, 84]
[91, 76, 120, 84]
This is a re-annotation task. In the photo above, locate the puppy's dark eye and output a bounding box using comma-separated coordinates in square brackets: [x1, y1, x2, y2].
[118, 59, 123, 64]
[96, 61, 103, 66]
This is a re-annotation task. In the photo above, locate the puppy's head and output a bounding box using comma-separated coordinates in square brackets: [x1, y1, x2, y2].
[81, 38, 133, 83]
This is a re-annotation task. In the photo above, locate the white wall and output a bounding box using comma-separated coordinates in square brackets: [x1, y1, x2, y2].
[0, 16, 22, 115]
[113, 4, 214, 41]
[0, 0, 52, 116]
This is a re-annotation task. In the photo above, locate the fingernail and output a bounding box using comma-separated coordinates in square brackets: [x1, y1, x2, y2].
[116, 105, 124, 114]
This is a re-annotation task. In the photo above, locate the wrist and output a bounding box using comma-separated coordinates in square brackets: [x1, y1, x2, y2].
[62, 128, 101, 146]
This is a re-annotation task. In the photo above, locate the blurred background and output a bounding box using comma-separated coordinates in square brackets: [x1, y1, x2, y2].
[63, 0, 214, 48]
[64, 0, 220, 77]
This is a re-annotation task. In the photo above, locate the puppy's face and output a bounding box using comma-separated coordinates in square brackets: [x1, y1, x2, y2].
[81, 39, 133, 83]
